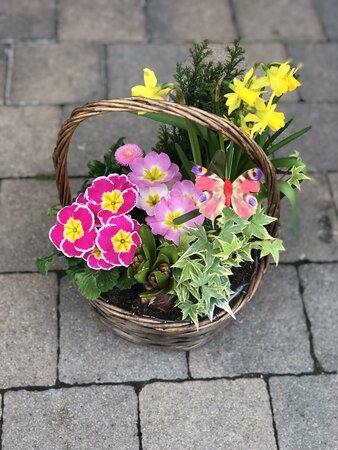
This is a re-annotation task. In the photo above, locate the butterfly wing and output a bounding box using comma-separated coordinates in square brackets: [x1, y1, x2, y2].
[231, 168, 262, 219]
[192, 165, 225, 220]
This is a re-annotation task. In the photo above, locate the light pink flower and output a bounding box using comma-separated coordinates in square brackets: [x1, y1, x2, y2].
[138, 184, 169, 216]
[49, 203, 96, 258]
[115, 143, 143, 166]
[85, 174, 138, 224]
[170, 180, 202, 205]
[146, 192, 204, 245]
[96, 215, 141, 267]
[129, 151, 181, 187]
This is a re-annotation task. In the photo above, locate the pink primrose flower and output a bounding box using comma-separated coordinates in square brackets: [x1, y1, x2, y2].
[96, 215, 141, 267]
[129, 151, 181, 187]
[138, 184, 169, 216]
[83, 246, 116, 270]
[146, 192, 204, 245]
[85, 174, 138, 224]
[115, 143, 143, 166]
[49, 203, 96, 258]
[170, 180, 202, 206]
[76, 193, 101, 226]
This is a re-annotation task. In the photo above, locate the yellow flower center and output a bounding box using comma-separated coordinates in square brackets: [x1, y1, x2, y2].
[111, 230, 133, 253]
[92, 246, 102, 259]
[145, 193, 161, 208]
[102, 190, 124, 213]
[142, 166, 166, 183]
[63, 218, 84, 243]
[164, 210, 183, 231]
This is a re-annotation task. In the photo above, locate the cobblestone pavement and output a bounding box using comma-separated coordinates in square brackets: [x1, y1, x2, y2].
[0, 1, 338, 449]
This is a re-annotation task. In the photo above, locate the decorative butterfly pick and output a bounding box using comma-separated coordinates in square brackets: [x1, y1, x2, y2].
[192, 165, 263, 220]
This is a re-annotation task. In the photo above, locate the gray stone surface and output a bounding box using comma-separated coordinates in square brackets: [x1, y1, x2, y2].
[314, 0, 338, 39]
[11, 43, 105, 105]
[59, 0, 146, 43]
[280, 173, 338, 262]
[62, 106, 159, 176]
[234, 0, 324, 41]
[2, 385, 139, 450]
[328, 172, 338, 211]
[59, 280, 188, 384]
[147, 0, 236, 43]
[279, 102, 338, 171]
[107, 44, 189, 98]
[189, 266, 312, 377]
[0, 273, 57, 389]
[140, 379, 276, 450]
[0, 46, 6, 105]
[0, 179, 62, 272]
[270, 375, 338, 450]
[299, 264, 338, 371]
[288, 43, 338, 102]
[0, 106, 60, 177]
[0, 0, 55, 40]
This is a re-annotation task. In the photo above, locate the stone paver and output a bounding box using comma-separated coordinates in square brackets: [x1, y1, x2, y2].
[0, 273, 57, 389]
[299, 264, 338, 371]
[147, 0, 236, 44]
[0, 46, 6, 104]
[107, 44, 189, 98]
[140, 379, 276, 450]
[328, 172, 338, 211]
[280, 102, 338, 171]
[0, 106, 60, 177]
[59, 0, 146, 43]
[11, 43, 105, 105]
[288, 43, 338, 102]
[62, 105, 159, 176]
[270, 375, 338, 450]
[189, 266, 312, 377]
[314, 0, 338, 39]
[59, 280, 188, 384]
[280, 173, 338, 262]
[0, 0, 55, 40]
[0, 179, 73, 272]
[2, 386, 138, 450]
[234, 0, 324, 42]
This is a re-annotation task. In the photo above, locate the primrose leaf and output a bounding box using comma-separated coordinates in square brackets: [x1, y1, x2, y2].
[36, 250, 61, 275]
[73, 269, 101, 300]
[96, 269, 120, 292]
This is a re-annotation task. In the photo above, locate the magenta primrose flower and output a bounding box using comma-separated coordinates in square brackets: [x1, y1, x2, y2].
[96, 215, 141, 267]
[146, 192, 205, 245]
[83, 246, 115, 270]
[49, 203, 96, 258]
[115, 143, 143, 166]
[85, 174, 138, 224]
[76, 193, 101, 226]
[129, 151, 181, 187]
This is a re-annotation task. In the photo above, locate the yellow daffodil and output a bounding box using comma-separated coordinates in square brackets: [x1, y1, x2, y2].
[262, 61, 301, 97]
[244, 95, 285, 136]
[224, 67, 264, 115]
[131, 68, 171, 100]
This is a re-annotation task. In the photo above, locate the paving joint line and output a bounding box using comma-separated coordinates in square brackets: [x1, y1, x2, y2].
[141, 0, 152, 44]
[310, 0, 330, 41]
[264, 378, 280, 450]
[0, 393, 4, 450]
[54, 0, 61, 42]
[101, 44, 109, 99]
[55, 273, 62, 384]
[4, 43, 14, 106]
[185, 351, 193, 379]
[326, 172, 338, 218]
[227, 0, 241, 39]
[134, 386, 143, 450]
[296, 266, 324, 373]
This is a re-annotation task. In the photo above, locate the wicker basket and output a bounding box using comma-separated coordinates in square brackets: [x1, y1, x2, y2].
[53, 97, 280, 350]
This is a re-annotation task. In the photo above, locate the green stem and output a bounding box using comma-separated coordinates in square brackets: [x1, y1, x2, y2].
[225, 142, 234, 179]
[186, 121, 202, 165]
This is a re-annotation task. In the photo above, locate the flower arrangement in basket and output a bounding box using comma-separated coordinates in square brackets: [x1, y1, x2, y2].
[38, 41, 309, 349]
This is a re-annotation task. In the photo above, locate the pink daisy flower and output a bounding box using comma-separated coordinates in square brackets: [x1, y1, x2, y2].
[146, 192, 205, 245]
[83, 246, 115, 271]
[115, 143, 143, 166]
[138, 184, 169, 216]
[85, 174, 138, 224]
[170, 180, 202, 206]
[129, 151, 181, 187]
[49, 203, 96, 258]
[97, 215, 141, 267]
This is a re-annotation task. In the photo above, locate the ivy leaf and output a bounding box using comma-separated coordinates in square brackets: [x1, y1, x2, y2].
[207, 297, 236, 321]
[259, 239, 285, 265]
[36, 250, 61, 275]
[243, 208, 276, 240]
[288, 163, 310, 190]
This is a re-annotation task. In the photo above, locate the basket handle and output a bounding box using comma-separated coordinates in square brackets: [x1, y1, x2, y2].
[53, 97, 280, 237]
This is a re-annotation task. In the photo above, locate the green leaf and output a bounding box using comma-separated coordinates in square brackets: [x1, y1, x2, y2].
[243, 208, 276, 240]
[74, 270, 101, 300]
[142, 112, 190, 130]
[259, 239, 285, 265]
[116, 268, 135, 290]
[174, 143, 194, 180]
[158, 245, 178, 265]
[267, 126, 311, 155]
[262, 119, 293, 150]
[36, 250, 61, 275]
[87, 159, 106, 178]
[154, 271, 169, 289]
[278, 180, 298, 233]
[47, 203, 62, 217]
[173, 209, 201, 225]
[134, 260, 150, 284]
[287, 163, 310, 190]
[96, 269, 120, 292]
[139, 224, 156, 263]
[208, 149, 226, 178]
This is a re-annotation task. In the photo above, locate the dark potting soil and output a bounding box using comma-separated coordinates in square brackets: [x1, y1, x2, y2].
[102, 256, 258, 322]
